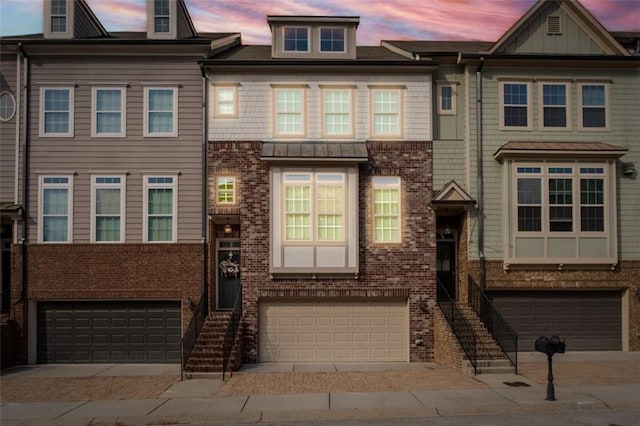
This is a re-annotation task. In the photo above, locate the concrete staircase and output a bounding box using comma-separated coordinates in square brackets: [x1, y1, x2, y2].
[184, 311, 242, 374]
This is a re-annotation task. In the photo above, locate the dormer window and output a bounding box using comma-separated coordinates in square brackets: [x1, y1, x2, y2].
[283, 27, 309, 52]
[320, 28, 345, 52]
[51, 0, 67, 33]
[154, 0, 171, 33]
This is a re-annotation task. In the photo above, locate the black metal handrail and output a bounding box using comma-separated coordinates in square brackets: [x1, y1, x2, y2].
[222, 288, 242, 381]
[468, 276, 518, 374]
[436, 278, 478, 375]
[180, 296, 207, 380]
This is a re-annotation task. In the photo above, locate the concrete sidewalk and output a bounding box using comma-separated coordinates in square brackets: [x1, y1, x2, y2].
[1, 353, 639, 425]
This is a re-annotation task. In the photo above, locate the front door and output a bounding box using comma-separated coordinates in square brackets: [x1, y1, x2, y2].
[216, 240, 241, 309]
[437, 240, 456, 301]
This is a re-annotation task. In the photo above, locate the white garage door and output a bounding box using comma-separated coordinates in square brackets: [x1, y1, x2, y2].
[259, 301, 408, 362]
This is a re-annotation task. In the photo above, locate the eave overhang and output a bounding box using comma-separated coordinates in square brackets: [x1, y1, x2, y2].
[200, 60, 437, 73]
[0, 203, 23, 219]
[431, 180, 475, 216]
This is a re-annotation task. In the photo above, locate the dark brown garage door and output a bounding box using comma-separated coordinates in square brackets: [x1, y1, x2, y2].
[38, 301, 181, 363]
[490, 291, 621, 351]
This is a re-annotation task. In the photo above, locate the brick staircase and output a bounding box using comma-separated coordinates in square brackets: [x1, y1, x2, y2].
[458, 305, 516, 375]
[184, 311, 242, 374]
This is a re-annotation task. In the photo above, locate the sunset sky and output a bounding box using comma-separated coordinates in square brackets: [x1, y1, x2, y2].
[1, 0, 638, 44]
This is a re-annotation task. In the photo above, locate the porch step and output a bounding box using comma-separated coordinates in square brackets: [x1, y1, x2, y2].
[184, 311, 242, 374]
[464, 359, 516, 375]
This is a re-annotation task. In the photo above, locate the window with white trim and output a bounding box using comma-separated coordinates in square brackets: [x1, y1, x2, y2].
[320, 27, 345, 52]
[92, 87, 125, 137]
[283, 27, 309, 52]
[274, 87, 305, 137]
[39, 175, 72, 243]
[371, 89, 402, 137]
[322, 88, 352, 137]
[373, 177, 401, 243]
[216, 176, 236, 205]
[0, 92, 16, 121]
[92, 176, 125, 243]
[40, 87, 74, 136]
[213, 86, 238, 118]
[437, 84, 456, 115]
[153, 0, 170, 33]
[579, 83, 608, 130]
[144, 87, 177, 137]
[540, 83, 569, 129]
[500, 82, 531, 129]
[144, 176, 177, 242]
[51, 0, 67, 33]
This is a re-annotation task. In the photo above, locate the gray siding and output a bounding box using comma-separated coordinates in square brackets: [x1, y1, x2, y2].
[0, 54, 18, 203]
[27, 56, 205, 243]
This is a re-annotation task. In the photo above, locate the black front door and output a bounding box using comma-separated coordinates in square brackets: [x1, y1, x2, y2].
[217, 242, 241, 309]
[437, 241, 456, 301]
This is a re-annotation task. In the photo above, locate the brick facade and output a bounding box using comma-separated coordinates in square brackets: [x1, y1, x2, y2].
[208, 140, 436, 362]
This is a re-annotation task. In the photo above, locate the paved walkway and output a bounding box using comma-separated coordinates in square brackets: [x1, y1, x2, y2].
[1, 352, 639, 425]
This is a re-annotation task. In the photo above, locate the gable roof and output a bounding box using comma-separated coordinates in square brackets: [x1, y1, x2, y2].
[489, 0, 629, 56]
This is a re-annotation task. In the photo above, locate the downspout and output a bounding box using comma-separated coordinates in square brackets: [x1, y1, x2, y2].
[17, 43, 29, 303]
[476, 57, 486, 288]
[199, 63, 209, 315]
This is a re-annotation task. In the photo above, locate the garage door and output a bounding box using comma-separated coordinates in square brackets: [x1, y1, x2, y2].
[490, 291, 621, 351]
[38, 301, 181, 363]
[259, 301, 408, 362]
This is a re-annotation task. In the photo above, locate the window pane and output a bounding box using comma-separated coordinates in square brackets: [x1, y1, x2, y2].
[580, 179, 603, 204]
[148, 188, 172, 214]
[441, 86, 452, 111]
[96, 217, 120, 242]
[284, 27, 308, 51]
[504, 106, 527, 127]
[149, 89, 173, 110]
[148, 217, 172, 241]
[543, 107, 566, 127]
[43, 188, 68, 215]
[149, 112, 173, 133]
[582, 85, 605, 106]
[96, 188, 120, 215]
[517, 206, 541, 232]
[503, 83, 528, 127]
[285, 185, 311, 240]
[581, 207, 604, 231]
[582, 108, 605, 128]
[517, 178, 541, 204]
[548, 178, 572, 205]
[374, 186, 400, 242]
[504, 84, 527, 105]
[44, 89, 70, 133]
[320, 28, 344, 52]
[43, 217, 67, 242]
[276, 90, 303, 134]
[549, 206, 572, 232]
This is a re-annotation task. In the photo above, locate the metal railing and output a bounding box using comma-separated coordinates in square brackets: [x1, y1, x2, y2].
[222, 288, 242, 381]
[467, 276, 518, 374]
[180, 296, 207, 380]
[437, 278, 478, 375]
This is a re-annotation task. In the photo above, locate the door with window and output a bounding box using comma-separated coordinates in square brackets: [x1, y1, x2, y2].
[216, 240, 241, 309]
[437, 240, 456, 301]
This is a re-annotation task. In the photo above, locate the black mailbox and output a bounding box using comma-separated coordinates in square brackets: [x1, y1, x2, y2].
[535, 335, 566, 356]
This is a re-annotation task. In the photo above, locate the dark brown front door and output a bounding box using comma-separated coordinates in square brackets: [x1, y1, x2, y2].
[437, 240, 456, 301]
[216, 240, 241, 309]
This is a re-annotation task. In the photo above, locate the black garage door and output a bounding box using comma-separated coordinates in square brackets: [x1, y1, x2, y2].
[38, 301, 181, 363]
[490, 291, 621, 351]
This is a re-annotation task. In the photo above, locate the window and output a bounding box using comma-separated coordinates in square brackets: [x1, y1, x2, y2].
[373, 177, 401, 243]
[516, 167, 541, 232]
[371, 88, 402, 137]
[322, 88, 352, 137]
[51, 0, 67, 33]
[320, 27, 345, 52]
[283, 27, 309, 52]
[274, 87, 305, 137]
[40, 87, 74, 137]
[0, 92, 16, 121]
[144, 87, 177, 137]
[437, 83, 456, 115]
[216, 176, 236, 205]
[154, 0, 170, 33]
[540, 83, 569, 129]
[500, 82, 531, 129]
[213, 85, 238, 118]
[39, 175, 72, 243]
[92, 176, 125, 243]
[92, 87, 125, 137]
[144, 176, 177, 243]
[579, 83, 608, 130]
[580, 168, 604, 232]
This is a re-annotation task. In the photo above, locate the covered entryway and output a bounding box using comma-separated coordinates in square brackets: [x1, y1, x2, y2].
[259, 301, 408, 362]
[37, 301, 181, 363]
[490, 291, 622, 351]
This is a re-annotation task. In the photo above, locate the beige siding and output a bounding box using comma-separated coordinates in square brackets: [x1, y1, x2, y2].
[0, 54, 19, 204]
[27, 56, 204, 243]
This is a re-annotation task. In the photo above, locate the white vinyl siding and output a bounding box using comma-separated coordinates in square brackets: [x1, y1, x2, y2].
[92, 87, 126, 137]
[39, 175, 73, 243]
[91, 176, 125, 243]
[373, 177, 401, 243]
[40, 87, 74, 137]
[144, 176, 177, 243]
[144, 87, 177, 137]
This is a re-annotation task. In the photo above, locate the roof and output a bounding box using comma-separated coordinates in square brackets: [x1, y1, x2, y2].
[209, 45, 412, 61]
[0, 32, 237, 43]
[494, 141, 628, 161]
[382, 40, 493, 55]
[261, 142, 369, 162]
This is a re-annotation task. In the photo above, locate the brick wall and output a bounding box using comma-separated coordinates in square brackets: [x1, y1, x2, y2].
[433, 307, 464, 372]
[209, 140, 436, 362]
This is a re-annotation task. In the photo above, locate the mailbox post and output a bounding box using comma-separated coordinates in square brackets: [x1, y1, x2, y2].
[534, 335, 565, 401]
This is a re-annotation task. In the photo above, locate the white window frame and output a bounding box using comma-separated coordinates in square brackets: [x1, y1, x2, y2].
[39, 86, 74, 137]
[437, 82, 457, 115]
[319, 27, 346, 53]
[273, 86, 306, 138]
[373, 176, 402, 244]
[578, 82, 609, 131]
[499, 81, 532, 130]
[91, 87, 126, 137]
[38, 174, 73, 243]
[216, 176, 236, 205]
[50, 0, 68, 33]
[153, 0, 171, 34]
[0, 91, 16, 121]
[321, 87, 354, 138]
[539, 82, 571, 130]
[370, 87, 403, 138]
[282, 26, 310, 53]
[143, 175, 178, 243]
[91, 175, 126, 243]
[143, 86, 178, 137]
[212, 85, 239, 118]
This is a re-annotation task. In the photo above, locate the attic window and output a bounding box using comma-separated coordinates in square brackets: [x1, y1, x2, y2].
[154, 0, 171, 33]
[51, 0, 67, 33]
[547, 16, 562, 35]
